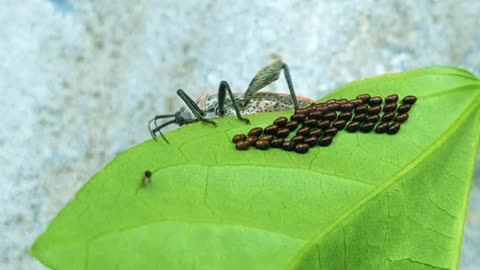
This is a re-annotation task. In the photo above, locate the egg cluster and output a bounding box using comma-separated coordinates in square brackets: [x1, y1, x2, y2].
[232, 94, 417, 154]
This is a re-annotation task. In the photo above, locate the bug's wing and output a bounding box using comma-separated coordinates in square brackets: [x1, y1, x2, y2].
[243, 60, 284, 104]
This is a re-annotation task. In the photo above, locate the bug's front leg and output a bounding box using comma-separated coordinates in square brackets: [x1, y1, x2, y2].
[176, 89, 217, 126]
[217, 81, 250, 125]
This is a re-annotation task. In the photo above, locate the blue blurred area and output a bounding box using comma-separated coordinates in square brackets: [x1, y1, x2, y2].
[48, 0, 73, 13]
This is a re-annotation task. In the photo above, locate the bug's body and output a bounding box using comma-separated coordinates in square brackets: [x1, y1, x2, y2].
[149, 60, 312, 143]
[195, 91, 314, 118]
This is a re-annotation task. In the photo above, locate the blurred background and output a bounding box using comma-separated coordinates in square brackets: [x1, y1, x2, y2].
[0, 1, 479, 269]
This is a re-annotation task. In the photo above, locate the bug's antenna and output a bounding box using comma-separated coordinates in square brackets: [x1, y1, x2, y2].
[149, 113, 176, 130]
[151, 119, 177, 144]
[148, 117, 177, 143]
[148, 114, 176, 140]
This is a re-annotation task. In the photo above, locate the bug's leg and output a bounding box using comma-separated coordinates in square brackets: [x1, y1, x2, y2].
[176, 89, 205, 117]
[281, 62, 299, 110]
[243, 60, 300, 110]
[150, 119, 178, 144]
[176, 89, 217, 126]
[217, 81, 250, 124]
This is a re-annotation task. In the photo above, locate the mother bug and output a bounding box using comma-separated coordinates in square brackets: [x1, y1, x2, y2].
[148, 60, 314, 143]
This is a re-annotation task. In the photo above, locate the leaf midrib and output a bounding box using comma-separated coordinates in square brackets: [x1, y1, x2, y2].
[286, 93, 480, 269]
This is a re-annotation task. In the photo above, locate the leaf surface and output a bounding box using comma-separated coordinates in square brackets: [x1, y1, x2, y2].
[32, 67, 480, 270]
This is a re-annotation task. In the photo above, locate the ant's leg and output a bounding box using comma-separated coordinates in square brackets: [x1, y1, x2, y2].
[176, 89, 217, 126]
[217, 81, 250, 124]
[244, 60, 300, 110]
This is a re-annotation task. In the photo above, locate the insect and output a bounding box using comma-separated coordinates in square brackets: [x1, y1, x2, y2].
[148, 60, 315, 143]
[143, 170, 152, 186]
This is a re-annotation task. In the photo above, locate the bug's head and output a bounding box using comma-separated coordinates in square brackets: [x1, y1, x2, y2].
[148, 107, 198, 143]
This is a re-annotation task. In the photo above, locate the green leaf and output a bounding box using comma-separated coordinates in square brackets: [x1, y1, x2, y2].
[32, 67, 480, 270]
